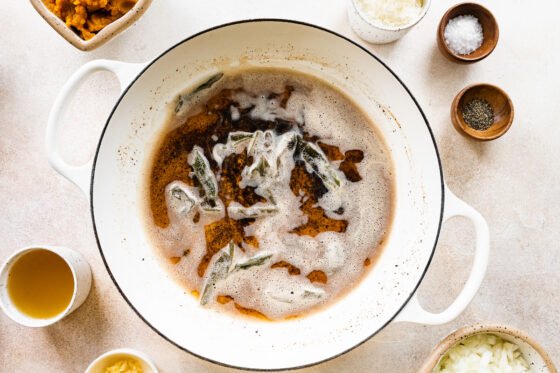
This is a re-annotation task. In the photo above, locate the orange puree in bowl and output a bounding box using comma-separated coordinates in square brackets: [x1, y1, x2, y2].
[42, 0, 137, 40]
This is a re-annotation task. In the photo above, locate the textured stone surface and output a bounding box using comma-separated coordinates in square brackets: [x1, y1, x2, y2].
[1, 0, 558, 372]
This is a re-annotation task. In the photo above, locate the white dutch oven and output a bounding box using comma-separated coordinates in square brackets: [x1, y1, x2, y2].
[46, 20, 489, 371]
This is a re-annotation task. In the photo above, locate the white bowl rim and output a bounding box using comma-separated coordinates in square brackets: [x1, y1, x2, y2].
[85, 348, 158, 373]
[89, 19, 445, 371]
[0, 245, 80, 327]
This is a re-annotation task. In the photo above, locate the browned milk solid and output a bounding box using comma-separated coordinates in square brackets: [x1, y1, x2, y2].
[145, 68, 394, 319]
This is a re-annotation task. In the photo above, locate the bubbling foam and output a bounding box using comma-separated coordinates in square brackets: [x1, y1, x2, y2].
[145, 67, 394, 320]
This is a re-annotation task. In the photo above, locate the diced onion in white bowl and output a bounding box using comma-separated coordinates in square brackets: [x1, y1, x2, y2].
[434, 334, 530, 373]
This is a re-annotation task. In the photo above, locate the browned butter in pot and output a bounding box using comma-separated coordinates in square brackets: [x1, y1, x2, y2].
[144, 67, 394, 320]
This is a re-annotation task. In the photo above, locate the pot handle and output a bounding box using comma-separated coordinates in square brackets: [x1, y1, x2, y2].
[394, 186, 489, 325]
[46, 59, 148, 198]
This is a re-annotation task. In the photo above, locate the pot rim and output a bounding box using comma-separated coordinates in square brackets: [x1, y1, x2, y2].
[88, 18, 445, 371]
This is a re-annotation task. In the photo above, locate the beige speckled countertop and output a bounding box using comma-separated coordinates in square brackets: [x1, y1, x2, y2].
[1, 0, 559, 371]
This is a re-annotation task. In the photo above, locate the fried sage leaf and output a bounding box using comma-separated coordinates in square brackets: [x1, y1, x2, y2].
[212, 132, 253, 167]
[285, 132, 302, 151]
[200, 244, 271, 305]
[167, 181, 198, 215]
[246, 156, 271, 179]
[189, 146, 218, 200]
[247, 130, 274, 157]
[242, 130, 276, 187]
[301, 142, 343, 191]
[228, 202, 278, 220]
[228, 131, 254, 146]
[302, 287, 325, 299]
[200, 242, 234, 306]
[175, 72, 224, 113]
[232, 253, 273, 273]
[193, 72, 224, 94]
[200, 199, 225, 214]
[266, 284, 325, 304]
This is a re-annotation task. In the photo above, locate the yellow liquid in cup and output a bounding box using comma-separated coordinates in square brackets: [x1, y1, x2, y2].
[7, 249, 74, 319]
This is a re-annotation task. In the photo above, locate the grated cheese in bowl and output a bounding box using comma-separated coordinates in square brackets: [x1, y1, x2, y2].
[354, 0, 424, 27]
[433, 334, 530, 373]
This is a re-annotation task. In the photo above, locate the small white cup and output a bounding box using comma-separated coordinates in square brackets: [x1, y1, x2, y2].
[0, 245, 92, 327]
[348, 0, 432, 44]
[85, 348, 158, 373]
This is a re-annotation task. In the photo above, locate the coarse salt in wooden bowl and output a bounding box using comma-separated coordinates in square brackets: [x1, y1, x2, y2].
[437, 2, 499, 64]
[29, 0, 152, 51]
[451, 83, 514, 141]
[420, 324, 557, 373]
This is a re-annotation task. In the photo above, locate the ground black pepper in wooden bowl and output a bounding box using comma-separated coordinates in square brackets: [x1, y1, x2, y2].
[461, 98, 494, 131]
[451, 83, 514, 141]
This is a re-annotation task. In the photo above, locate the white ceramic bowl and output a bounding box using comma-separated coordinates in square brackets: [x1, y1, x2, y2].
[348, 0, 432, 44]
[420, 324, 557, 373]
[0, 245, 92, 327]
[85, 348, 158, 373]
[46, 20, 489, 370]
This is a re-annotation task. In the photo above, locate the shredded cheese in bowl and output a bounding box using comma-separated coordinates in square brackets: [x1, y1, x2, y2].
[354, 0, 424, 27]
[434, 334, 530, 373]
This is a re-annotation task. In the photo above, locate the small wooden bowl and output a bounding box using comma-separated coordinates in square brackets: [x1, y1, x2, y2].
[420, 324, 557, 373]
[30, 0, 152, 51]
[437, 3, 499, 63]
[451, 83, 514, 141]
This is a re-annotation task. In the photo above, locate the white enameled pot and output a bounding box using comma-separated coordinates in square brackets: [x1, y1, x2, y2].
[46, 20, 489, 371]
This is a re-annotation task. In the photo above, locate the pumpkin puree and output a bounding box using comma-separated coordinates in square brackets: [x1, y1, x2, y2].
[42, 0, 137, 40]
